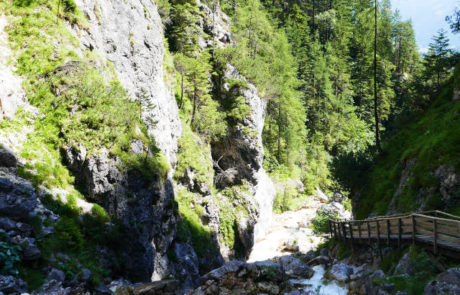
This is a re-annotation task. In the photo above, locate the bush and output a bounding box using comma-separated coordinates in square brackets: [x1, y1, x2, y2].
[0, 241, 21, 276]
[55, 217, 84, 252]
[311, 210, 337, 234]
[175, 187, 216, 257]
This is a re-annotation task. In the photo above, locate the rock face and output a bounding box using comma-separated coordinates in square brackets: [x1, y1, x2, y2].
[63, 0, 185, 282]
[0, 169, 38, 220]
[0, 16, 28, 121]
[64, 145, 177, 282]
[70, 0, 181, 163]
[213, 64, 276, 242]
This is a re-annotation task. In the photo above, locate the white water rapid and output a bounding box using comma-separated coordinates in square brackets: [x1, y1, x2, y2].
[249, 195, 349, 294]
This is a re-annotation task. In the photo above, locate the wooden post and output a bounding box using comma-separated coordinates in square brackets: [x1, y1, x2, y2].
[358, 221, 362, 239]
[433, 219, 438, 255]
[337, 222, 341, 240]
[387, 219, 391, 246]
[349, 222, 355, 250]
[342, 222, 347, 239]
[412, 215, 416, 244]
[367, 221, 371, 245]
[398, 218, 402, 248]
[376, 220, 383, 260]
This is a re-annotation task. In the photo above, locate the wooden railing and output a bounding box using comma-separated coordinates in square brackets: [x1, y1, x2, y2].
[329, 211, 460, 256]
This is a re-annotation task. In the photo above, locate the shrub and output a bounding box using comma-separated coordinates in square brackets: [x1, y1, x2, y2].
[55, 217, 84, 252]
[311, 210, 337, 234]
[0, 241, 21, 276]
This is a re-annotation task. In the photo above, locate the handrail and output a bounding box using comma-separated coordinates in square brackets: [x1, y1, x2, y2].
[329, 210, 460, 257]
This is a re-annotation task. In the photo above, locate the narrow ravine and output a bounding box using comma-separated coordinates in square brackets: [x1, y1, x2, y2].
[248, 195, 349, 294]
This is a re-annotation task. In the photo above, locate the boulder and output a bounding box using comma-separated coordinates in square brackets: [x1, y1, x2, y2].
[331, 192, 345, 203]
[280, 239, 300, 252]
[133, 279, 178, 295]
[0, 175, 37, 220]
[278, 256, 314, 279]
[11, 236, 40, 261]
[0, 276, 27, 294]
[325, 263, 355, 282]
[48, 268, 65, 282]
[307, 255, 331, 267]
[202, 261, 246, 281]
[0, 147, 17, 167]
[80, 268, 91, 282]
[394, 253, 415, 276]
[425, 268, 460, 295]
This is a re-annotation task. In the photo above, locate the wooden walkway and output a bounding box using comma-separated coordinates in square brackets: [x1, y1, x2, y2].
[329, 210, 460, 258]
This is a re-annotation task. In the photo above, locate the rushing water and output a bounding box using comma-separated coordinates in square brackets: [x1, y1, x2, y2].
[249, 197, 351, 294]
[296, 265, 348, 295]
[253, 169, 276, 241]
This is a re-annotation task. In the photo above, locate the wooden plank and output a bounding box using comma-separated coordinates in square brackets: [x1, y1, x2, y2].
[413, 213, 460, 225]
[367, 221, 371, 245]
[415, 225, 433, 236]
[435, 211, 460, 221]
[417, 220, 436, 231]
[437, 233, 460, 244]
[398, 218, 402, 248]
[412, 215, 416, 244]
[437, 224, 460, 236]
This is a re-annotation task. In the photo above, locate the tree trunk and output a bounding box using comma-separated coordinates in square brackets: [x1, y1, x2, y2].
[374, 0, 381, 152]
[179, 73, 184, 109]
[277, 97, 282, 162]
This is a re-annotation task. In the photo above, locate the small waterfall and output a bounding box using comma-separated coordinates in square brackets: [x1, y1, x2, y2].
[253, 168, 276, 241]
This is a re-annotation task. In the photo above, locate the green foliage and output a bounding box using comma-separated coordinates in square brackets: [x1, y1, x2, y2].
[175, 187, 216, 257]
[373, 246, 438, 295]
[259, 265, 278, 281]
[4, 0, 168, 189]
[311, 210, 337, 234]
[354, 79, 459, 218]
[55, 217, 84, 252]
[174, 120, 214, 188]
[0, 240, 21, 276]
[91, 204, 110, 223]
[18, 267, 45, 290]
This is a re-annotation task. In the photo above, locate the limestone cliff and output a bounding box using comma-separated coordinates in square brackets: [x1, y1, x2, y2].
[0, 0, 277, 292]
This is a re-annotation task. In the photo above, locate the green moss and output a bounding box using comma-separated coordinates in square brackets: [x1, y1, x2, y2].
[91, 204, 110, 223]
[18, 267, 45, 290]
[175, 187, 216, 257]
[372, 245, 438, 295]
[55, 217, 84, 252]
[214, 186, 250, 257]
[174, 121, 214, 188]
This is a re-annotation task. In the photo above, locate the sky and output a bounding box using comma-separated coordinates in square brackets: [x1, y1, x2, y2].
[391, 0, 460, 52]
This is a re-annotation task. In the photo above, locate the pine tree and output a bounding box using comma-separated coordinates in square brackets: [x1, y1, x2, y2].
[423, 30, 453, 91]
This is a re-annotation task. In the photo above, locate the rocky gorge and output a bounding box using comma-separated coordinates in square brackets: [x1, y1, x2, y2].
[0, 0, 459, 294]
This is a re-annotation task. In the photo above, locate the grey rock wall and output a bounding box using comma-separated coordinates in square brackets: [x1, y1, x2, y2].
[70, 0, 181, 164]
